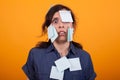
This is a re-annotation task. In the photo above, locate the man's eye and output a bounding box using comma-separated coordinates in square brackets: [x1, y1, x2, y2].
[53, 20, 58, 24]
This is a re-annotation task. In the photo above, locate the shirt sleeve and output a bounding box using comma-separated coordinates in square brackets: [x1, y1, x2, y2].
[85, 54, 97, 80]
[22, 49, 35, 80]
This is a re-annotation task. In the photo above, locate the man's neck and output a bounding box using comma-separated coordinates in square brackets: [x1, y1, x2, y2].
[53, 41, 70, 57]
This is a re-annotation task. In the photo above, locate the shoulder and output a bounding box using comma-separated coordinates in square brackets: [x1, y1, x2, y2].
[74, 46, 91, 61]
[30, 47, 46, 53]
[71, 41, 90, 58]
[28, 47, 47, 57]
[79, 49, 90, 56]
[72, 41, 83, 49]
[75, 48, 94, 68]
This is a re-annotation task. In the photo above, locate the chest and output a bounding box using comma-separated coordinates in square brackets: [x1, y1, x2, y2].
[33, 52, 85, 80]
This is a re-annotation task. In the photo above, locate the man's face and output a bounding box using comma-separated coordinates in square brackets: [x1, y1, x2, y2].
[51, 10, 73, 42]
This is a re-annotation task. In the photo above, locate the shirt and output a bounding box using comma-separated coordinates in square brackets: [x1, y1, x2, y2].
[22, 42, 96, 80]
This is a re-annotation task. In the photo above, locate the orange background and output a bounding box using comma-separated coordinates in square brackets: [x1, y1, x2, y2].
[0, 0, 120, 80]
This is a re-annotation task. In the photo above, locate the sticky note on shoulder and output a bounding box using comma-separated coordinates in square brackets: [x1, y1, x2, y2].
[59, 11, 73, 22]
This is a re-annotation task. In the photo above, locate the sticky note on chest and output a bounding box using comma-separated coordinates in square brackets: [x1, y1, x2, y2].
[50, 66, 64, 80]
[55, 56, 71, 72]
[69, 58, 82, 71]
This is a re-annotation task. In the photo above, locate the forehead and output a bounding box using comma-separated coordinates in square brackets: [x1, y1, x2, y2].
[52, 11, 60, 19]
[52, 10, 73, 22]
[52, 11, 62, 20]
[52, 9, 68, 18]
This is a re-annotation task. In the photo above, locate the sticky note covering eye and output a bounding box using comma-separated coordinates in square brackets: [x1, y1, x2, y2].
[59, 11, 73, 22]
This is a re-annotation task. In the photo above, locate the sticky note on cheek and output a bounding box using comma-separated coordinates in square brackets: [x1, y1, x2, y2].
[47, 24, 58, 42]
[67, 27, 74, 41]
[48, 25, 54, 39]
[59, 11, 73, 22]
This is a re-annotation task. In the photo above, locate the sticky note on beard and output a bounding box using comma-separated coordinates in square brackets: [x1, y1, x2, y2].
[67, 27, 74, 41]
[59, 11, 73, 22]
[48, 25, 58, 42]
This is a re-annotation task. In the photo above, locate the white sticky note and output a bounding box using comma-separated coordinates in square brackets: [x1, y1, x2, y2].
[55, 56, 71, 72]
[69, 58, 82, 71]
[59, 11, 73, 22]
[50, 66, 64, 80]
[47, 24, 58, 42]
[48, 24, 54, 39]
[51, 26, 58, 42]
[67, 27, 74, 41]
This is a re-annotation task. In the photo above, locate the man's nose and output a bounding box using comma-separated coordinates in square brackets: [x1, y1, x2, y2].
[59, 22, 64, 28]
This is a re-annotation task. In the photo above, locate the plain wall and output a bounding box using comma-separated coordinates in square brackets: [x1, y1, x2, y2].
[0, 0, 120, 80]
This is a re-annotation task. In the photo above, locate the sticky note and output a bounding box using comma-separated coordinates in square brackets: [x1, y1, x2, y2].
[59, 11, 73, 22]
[50, 66, 64, 80]
[51, 26, 58, 42]
[68, 58, 82, 71]
[67, 27, 74, 41]
[55, 56, 71, 72]
[48, 24, 54, 39]
[47, 24, 58, 42]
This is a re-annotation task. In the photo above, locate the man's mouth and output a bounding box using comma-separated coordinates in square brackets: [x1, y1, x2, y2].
[58, 31, 66, 36]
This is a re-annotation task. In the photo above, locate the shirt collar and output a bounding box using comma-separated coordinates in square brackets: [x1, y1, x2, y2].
[46, 42, 77, 55]
[46, 43, 55, 53]
[69, 42, 77, 55]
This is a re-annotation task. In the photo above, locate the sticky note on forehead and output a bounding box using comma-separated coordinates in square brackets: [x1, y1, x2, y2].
[59, 11, 73, 22]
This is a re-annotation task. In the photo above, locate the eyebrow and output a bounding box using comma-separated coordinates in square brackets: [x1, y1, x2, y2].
[52, 17, 59, 22]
